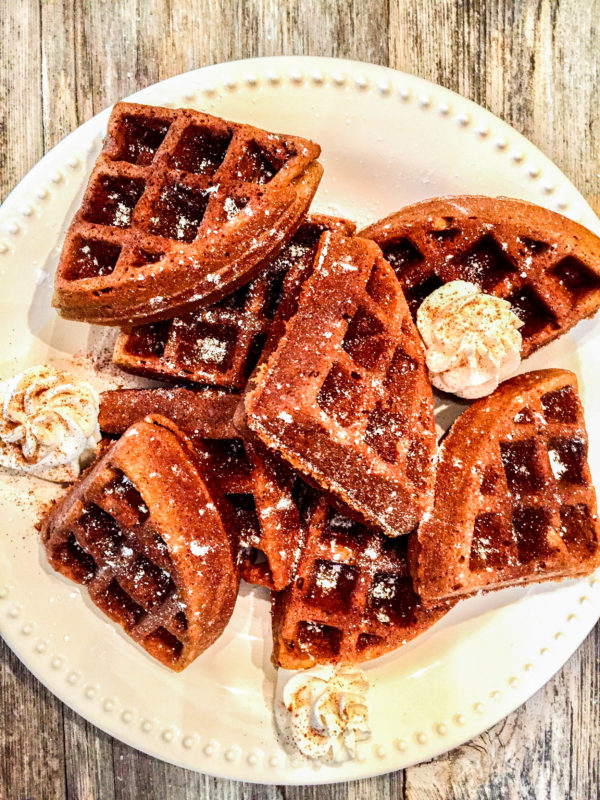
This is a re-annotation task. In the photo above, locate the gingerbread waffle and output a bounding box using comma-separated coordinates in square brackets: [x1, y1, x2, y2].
[98, 386, 239, 439]
[360, 196, 600, 357]
[112, 215, 355, 390]
[99, 387, 303, 590]
[409, 369, 600, 604]
[243, 231, 437, 538]
[53, 102, 322, 326]
[40, 415, 239, 671]
[271, 497, 453, 668]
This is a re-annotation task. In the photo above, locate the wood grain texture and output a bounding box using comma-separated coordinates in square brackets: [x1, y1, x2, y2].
[390, 0, 600, 215]
[0, 1, 598, 798]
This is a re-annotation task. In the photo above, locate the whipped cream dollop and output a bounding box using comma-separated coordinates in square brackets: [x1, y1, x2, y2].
[0, 366, 100, 482]
[416, 280, 523, 399]
[276, 665, 371, 764]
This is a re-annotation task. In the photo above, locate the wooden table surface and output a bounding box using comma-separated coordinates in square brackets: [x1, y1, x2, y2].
[1, 1, 598, 798]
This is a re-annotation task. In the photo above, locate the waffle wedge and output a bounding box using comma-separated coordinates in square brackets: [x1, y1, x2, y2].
[40, 414, 239, 670]
[244, 231, 437, 537]
[112, 215, 355, 390]
[409, 369, 600, 604]
[272, 497, 453, 668]
[360, 196, 600, 357]
[99, 387, 303, 590]
[53, 102, 322, 326]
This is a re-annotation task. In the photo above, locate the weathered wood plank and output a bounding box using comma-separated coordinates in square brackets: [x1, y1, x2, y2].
[0, 644, 66, 799]
[237, 0, 389, 63]
[63, 705, 116, 800]
[0, 0, 43, 201]
[389, 0, 600, 214]
[283, 771, 404, 800]
[111, 736, 285, 800]
[40, 0, 79, 151]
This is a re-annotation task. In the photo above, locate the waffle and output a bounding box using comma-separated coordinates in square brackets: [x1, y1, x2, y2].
[99, 387, 303, 590]
[53, 101, 322, 326]
[271, 497, 453, 668]
[252, 216, 357, 370]
[40, 415, 240, 671]
[98, 386, 239, 439]
[359, 196, 600, 357]
[243, 231, 437, 537]
[409, 369, 600, 604]
[112, 215, 356, 390]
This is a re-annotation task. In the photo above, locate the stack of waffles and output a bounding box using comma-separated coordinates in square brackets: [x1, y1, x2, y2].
[41, 102, 600, 671]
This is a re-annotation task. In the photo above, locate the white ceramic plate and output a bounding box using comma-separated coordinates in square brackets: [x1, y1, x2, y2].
[0, 56, 599, 785]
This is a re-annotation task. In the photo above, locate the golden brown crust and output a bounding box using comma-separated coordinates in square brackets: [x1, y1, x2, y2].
[53, 102, 322, 325]
[98, 387, 304, 591]
[111, 215, 355, 390]
[359, 195, 600, 357]
[244, 231, 437, 537]
[99, 387, 239, 440]
[409, 369, 600, 604]
[271, 497, 454, 668]
[40, 414, 240, 670]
